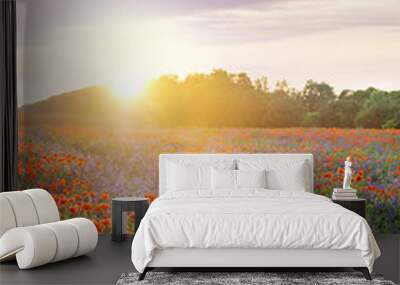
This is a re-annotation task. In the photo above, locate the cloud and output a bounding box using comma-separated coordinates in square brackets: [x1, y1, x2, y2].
[176, 0, 400, 44]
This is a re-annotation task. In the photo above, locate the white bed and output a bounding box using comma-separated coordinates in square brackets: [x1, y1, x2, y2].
[131, 154, 380, 280]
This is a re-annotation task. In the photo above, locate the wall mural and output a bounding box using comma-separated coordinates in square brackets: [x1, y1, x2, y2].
[17, 0, 400, 233]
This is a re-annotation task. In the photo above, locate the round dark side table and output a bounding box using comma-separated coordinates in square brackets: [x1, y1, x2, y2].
[112, 197, 149, 242]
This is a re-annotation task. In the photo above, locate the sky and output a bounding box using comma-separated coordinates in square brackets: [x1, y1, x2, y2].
[16, 0, 400, 106]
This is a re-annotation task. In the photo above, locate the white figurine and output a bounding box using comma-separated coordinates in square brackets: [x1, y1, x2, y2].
[343, 156, 352, 189]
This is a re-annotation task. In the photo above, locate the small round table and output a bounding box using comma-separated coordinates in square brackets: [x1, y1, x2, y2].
[112, 197, 149, 242]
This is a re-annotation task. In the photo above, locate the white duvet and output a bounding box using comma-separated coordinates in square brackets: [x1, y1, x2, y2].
[131, 190, 380, 273]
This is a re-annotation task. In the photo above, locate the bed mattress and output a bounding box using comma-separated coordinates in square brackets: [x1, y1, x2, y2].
[131, 190, 380, 273]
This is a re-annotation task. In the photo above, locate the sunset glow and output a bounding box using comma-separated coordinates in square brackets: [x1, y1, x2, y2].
[17, 0, 400, 106]
[110, 79, 146, 98]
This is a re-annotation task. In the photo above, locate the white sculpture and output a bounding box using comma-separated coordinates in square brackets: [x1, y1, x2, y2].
[343, 156, 352, 189]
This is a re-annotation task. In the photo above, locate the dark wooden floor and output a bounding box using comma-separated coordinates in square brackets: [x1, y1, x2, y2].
[1, 234, 398, 285]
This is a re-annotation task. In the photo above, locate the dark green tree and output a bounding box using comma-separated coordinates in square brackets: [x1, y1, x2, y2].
[303, 80, 336, 112]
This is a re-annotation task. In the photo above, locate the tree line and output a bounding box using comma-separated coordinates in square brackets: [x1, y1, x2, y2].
[142, 69, 400, 129]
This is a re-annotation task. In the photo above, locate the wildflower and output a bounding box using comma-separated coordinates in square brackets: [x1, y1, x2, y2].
[82, 203, 92, 211]
[69, 206, 78, 215]
[100, 192, 110, 201]
[100, 204, 109, 211]
[101, 218, 111, 227]
[144, 192, 157, 203]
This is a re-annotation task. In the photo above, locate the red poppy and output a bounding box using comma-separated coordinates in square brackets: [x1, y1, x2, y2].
[82, 203, 92, 211]
[144, 192, 157, 203]
[101, 218, 111, 227]
[100, 204, 109, 211]
[94, 220, 105, 232]
[100, 192, 110, 201]
[59, 197, 67, 206]
[69, 206, 78, 215]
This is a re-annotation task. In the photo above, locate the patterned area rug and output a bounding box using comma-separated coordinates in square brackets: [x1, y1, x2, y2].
[116, 272, 395, 285]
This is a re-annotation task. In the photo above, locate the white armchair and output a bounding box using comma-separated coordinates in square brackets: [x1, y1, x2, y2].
[0, 189, 98, 269]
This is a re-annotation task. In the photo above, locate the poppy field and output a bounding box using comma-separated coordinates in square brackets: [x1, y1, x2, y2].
[17, 126, 400, 233]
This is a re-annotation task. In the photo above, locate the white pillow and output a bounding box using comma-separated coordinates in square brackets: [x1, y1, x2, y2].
[211, 168, 236, 190]
[167, 162, 211, 191]
[236, 169, 267, 189]
[211, 169, 268, 190]
[238, 159, 308, 191]
[166, 159, 236, 192]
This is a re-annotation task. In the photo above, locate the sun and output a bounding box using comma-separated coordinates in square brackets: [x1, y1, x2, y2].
[110, 78, 147, 99]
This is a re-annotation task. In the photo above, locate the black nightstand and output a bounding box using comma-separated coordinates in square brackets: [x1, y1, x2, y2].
[332, 198, 366, 218]
[112, 197, 149, 242]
